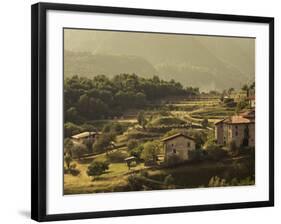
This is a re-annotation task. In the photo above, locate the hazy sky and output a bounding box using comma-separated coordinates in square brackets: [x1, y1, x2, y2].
[64, 28, 255, 90]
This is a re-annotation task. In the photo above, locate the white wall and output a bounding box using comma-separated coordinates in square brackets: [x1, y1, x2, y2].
[0, 0, 280, 223]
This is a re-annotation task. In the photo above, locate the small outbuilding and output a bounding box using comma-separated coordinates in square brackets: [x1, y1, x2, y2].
[124, 156, 137, 169]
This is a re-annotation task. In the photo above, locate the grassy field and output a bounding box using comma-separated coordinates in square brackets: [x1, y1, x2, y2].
[64, 158, 146, 194]
[64, 154, 254, 194]
[189, 106, 235, 119]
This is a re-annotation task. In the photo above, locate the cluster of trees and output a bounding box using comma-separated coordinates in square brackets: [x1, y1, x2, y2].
[126, 139, 161, 164]
[64, 132, 117, 158]
[64, 74, 199, 122]
[64, 121, 126, 158]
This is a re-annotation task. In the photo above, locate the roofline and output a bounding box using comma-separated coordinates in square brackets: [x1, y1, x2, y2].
[71, 131, 98, 139]
[214, 118, 226, 125]
[161, 133, 195, 142]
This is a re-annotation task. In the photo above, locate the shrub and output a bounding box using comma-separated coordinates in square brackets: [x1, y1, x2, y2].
[127, 140, 138, 151]
[188, 149, 205, 161]
[64, 154, 72, 169]
[106, 150, 128, 163]
[71, 143, 88, 160]
[166, 154, 181, 164]
[64, 162, 80, 176]
[103, 122, 125, 135]
[83, 138, 94, 154]
[127, 174, 145, 191]
[129, 161, 137, 167]
[144, 160, 158, 166]
[87, 161, 110, 181]
[149, 116, 186, 126]
[128, 130, 158, 140]
[63, 166, 68, 174]
[208, 176, 227, 187]
[70, 168, 80, 176]
[93, 133, 115, 153]
[130, 145, 144, 161]
[140, 170, 149, 178]
[69, 163, 77, 169]
[229, 140, 237, 152]
[141, 141, 160, 162]
[206, 148, 228, 161]
[64, 138, 74, 155]
[201, 118, 208, 128]
[164, 174, 174, 186]
[205, 141, 221, 151]
[64, 122, 83, 138]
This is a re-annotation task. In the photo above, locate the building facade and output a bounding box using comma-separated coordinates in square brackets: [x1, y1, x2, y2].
[215, 109, 255, 149]
[162, 133, 196, 162]
[71, 131, 99, 144]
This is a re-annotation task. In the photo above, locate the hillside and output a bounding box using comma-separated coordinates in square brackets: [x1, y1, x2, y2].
[64, 30, 255, 91]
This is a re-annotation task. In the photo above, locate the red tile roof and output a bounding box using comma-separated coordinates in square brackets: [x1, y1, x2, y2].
[214, 109, 255, 125]
[224, 115, 252, 124]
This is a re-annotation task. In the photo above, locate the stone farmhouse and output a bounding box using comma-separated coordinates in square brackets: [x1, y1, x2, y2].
[215, 109, 255, 148]
[162, 133, 196, 162]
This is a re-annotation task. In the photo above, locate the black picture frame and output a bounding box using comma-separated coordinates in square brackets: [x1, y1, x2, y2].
[31, 2, 274, 222]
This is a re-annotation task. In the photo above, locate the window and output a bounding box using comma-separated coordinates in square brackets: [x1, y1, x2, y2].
[187, 142, 191, 147]
[173, 149, 176, 153]
[235, 131, 238, 136]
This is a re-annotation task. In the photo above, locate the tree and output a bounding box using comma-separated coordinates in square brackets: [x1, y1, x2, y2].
[64, 138, 74, 155]
[201, 118, 208, 128]
[135, 92, 146, 107]
[127, 174, 144, 191]
[87, 161, 109, 181]
[235, 100, 249, 114]
[249, 82, 255, 90]
[141, 141, 160, 162]
[102, 123, 112, 133]
[127, 140, 138, 151]
[71, 143, 87, 160]
[64, 74, 200, 123]
[65, 107, 79, 123]
[111, 123, 123, 134]
[64, 154, 72, 170]
[130, 145, 144, 161]
[83, 138, 94, 154]
[64, 122, 83, 138]
[220, 94, 224, 103]
[242, 84, 249, 97]
[77, 94, 90, 116]
[228, 87, 234, 95]
[164, 174, 175, 186]
[93, 133, 115, 154]
[103, 122, 124, 135]
[242, 84, 249, 91]
[137, 111, 147, 129]
[186, 129, 207, 149]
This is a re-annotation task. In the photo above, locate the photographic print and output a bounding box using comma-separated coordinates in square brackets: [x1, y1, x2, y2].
[32, 3, 274, 221]
[63, 29, 256, 195]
